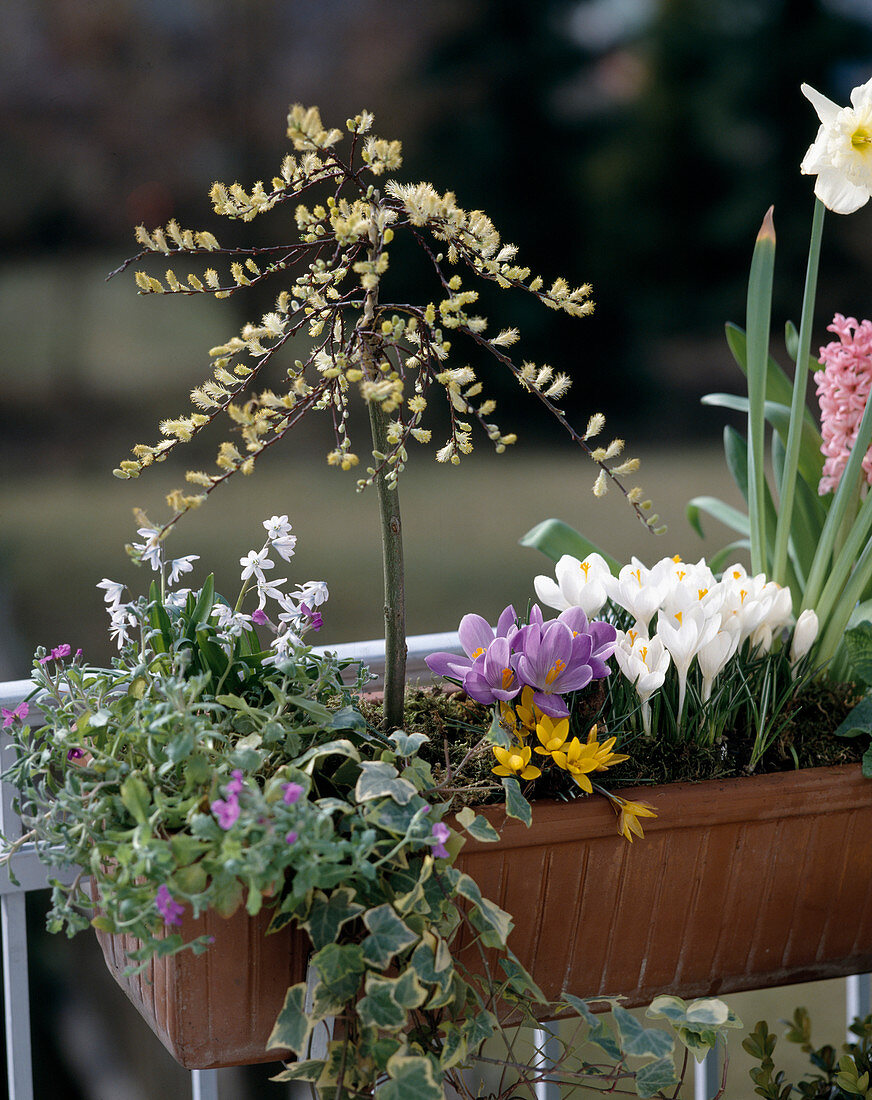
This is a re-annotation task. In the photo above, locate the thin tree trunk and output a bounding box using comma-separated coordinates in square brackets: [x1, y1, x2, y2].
[367, 400, 407, 729]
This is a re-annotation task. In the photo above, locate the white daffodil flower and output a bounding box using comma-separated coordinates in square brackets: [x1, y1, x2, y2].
[801, 78, 872, 214]
[533, 552, 611, 617]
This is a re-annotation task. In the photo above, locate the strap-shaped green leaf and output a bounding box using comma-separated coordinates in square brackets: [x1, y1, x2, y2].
[519, 518, 620, 573]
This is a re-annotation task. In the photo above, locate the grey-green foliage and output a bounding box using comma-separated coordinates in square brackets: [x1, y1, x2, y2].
[744, 1009, 872, 1099]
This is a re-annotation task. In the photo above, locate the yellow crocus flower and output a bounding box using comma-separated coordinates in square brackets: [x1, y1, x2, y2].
[605, 793, 658, 842]
[491, 743, 542, 781]
[584, 725, 630, 771]
[534, 713, 571, 758]
[550, 737, 601, 793]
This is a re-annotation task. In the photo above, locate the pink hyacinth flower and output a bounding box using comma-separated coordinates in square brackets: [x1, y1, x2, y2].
[815, 314, 872, 494]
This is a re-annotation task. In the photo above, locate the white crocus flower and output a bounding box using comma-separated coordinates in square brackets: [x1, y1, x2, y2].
[607, 558, 671, 633]
[533, 553, 611, 617]
[749, 622, 774, 654]
[790, 609, 819, 664]
[656, 606, 721, 724]
[801, 78, 872, 214]
[613, 630, 671, 736]
[697, 619, 741, 702]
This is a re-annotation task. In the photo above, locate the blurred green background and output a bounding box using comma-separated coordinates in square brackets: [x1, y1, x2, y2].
[3, 0, 872, 1096]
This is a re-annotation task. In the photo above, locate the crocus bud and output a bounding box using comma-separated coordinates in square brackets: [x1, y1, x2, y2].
[790, 609, 819, 663]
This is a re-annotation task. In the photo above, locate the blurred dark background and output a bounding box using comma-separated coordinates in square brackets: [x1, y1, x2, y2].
[2, 4, 872, 1093]
[4, 0, 872, 674]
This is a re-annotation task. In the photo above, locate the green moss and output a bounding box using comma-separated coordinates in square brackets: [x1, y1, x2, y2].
[360, 680, 869, 809]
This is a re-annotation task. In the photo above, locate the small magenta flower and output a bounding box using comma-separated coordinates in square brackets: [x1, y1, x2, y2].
[67, 747, 86, 762]
[1, 702, 29, 727]
[155, 884, 184, 927]
[430, 822, 450, 859]
[299, 602, 323, 631]
[251, 608, 269, 626]
[39, 644, 72, 666]
[285, 830, 299, 845]
[211, 796, 240, 829]
[226, 770, 245, 797]
[282, 781, 304, 804]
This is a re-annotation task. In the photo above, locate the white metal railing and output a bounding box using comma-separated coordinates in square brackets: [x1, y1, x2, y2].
[0, 642, 868, 1100]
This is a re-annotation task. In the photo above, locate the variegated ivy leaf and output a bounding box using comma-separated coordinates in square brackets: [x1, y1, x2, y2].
[612, 1004, 675, 1060]
[454, 873, 513, 943]
[502, 776, 532, 826]
[302, 887, 365, 951]
[361, 903, 419, 968]
[635, 1055, 679, 1098]
[455, 805, 500, 842]
[267, 983, 311, 1055]
[311, 942, 365, 1002]
[388, 729, 430, 755]
[379, 1052, 443, 1100]
[355, 759, 418, 805]
[358, 970, 427, 1030]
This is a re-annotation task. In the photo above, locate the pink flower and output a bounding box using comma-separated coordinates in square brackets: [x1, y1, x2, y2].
[815, 314, 872, 494]
[211, 796, 240, 830]
[251, 608, 269, 626]
[282, 781, 303, 805]
[1, 702, 28, 727]
[430, 822, 450, 859]
[285, 830, 298, 845]
[39, 644, 72, 666]
[155, 884, 184, 927]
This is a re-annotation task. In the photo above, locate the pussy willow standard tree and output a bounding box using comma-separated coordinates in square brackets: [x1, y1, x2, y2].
[113, 105, 655, 728]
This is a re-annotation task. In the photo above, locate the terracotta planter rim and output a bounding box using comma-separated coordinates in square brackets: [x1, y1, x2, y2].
[459, 762, 869, 852]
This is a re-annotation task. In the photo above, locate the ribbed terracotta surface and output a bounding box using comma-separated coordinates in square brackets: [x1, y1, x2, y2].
[94, 904, 310, 1069]
[455, 764, 872, 1010]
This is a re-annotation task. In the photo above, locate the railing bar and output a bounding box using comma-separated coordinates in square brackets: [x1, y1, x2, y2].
[847, 973, 872, 1038]
[191, 1069, 220, 1100]
[1, 892, 33, 1100]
